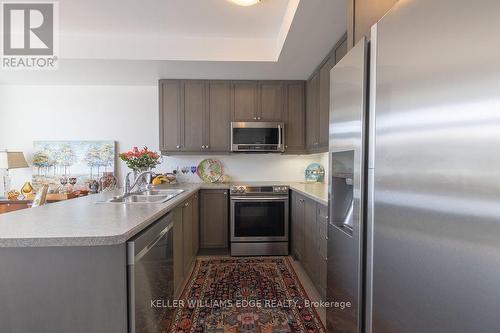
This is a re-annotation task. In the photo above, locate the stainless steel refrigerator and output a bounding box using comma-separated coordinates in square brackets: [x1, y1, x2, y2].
[328, 0, 500, 332]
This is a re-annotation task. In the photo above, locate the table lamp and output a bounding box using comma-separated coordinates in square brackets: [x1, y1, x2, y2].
[0, 151, 29, 198]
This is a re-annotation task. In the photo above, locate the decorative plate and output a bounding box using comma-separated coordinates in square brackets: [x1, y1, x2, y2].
[305, 163, 325, 183]
[197, 159, 224, 183]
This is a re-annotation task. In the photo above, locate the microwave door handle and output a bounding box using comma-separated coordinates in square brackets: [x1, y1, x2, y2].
[278, 124, 282, 148]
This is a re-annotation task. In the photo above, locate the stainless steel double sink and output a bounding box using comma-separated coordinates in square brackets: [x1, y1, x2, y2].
[103, 189, 185, 204]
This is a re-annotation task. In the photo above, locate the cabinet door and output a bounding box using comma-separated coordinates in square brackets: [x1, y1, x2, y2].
[259, 81, 284, 121]
[335, 37, 348, 64]
[232, 82, 258, 121]
[284, 82, 306, 153]
[182, 198, 194, 277]
[159, 80, 182, 152]
[207, 82, 231, 151]
[173, 207, 184, 297]
[319, 55, 335, 149]
[182, 81, 207, 152]
[303, 198, 318, 278]
[306, 72, 320, 149]
[319, 257, 327, 300]
[200, 190, 228, 249]
[318, 204, 328, 299]
[291, 192, 305, 261]
[352, 0, 397, 46]
[192, 192, 199, 257]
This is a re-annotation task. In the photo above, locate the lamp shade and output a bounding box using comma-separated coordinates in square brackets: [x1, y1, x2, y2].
[0, 151, 29, 169]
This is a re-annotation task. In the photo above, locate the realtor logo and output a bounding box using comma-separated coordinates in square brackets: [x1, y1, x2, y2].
[1, 1, 59, 70]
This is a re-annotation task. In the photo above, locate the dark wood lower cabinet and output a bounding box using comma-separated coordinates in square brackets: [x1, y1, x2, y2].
[291, 191, 328, 300]
[173, 206, 184, 297]
[192, 192, 199, 257]
[173, 192, 200, 297]
[291, 192, 305, 260]
[200, 189, 229, 249]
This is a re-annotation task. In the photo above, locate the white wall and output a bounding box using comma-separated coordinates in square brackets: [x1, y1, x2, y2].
[0, 85, 159, 190]
[162, 153, 328, 183]
[0, 85, 328, 190]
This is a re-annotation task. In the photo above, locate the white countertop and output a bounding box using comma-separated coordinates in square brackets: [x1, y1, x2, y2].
[0, 182, 327, 248]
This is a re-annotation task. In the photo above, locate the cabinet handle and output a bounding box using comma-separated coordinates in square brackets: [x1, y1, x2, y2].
[201, 145, 205, 149]
[206, 145, 209, 149]
[257, 117, 261, 120]
[253, 117, 257, 120]
[223, 191, 227, 195]
[176, 145, 181, 149]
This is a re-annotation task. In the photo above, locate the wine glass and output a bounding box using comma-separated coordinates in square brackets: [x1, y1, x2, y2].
[59, 177, 68, 193]
[69, 177, 77, 192]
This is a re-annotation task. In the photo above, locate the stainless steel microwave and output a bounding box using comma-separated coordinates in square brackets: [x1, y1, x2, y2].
[231, 122, 284, 152]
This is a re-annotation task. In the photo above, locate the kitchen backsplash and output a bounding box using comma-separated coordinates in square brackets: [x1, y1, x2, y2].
[161, 153, 329, 183]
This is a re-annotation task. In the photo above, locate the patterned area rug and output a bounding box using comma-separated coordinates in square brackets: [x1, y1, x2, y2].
[169, 257, 326, 332]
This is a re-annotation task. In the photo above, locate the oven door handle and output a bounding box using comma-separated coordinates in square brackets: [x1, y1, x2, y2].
[231, 196, 289, 201]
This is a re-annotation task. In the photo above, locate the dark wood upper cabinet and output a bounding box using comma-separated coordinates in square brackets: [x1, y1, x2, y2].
[335, 38, 348, 64]
[348, 0, 398, 49]
[207, 82, 231, 152]
[182, 81, 207, 152]
[160, 79, 305, 155]
[232, 81, 258, 121]
[258, 81, 284, 122]
[284, 81, 305, 153]
[319, 55, 335, 148]
[304, 34, 348, 154]
[159, 80, 182, 151]
[306, 71, 320, 150]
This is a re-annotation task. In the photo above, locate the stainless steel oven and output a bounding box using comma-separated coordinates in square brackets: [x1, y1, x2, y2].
[230, 185, 289, 256]
[231, 122, 284, 152]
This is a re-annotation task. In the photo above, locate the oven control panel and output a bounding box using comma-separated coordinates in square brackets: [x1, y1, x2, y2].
[273, 186, 289, 194]
[230, 185, 289, 195]
[231, 186, 247, 194]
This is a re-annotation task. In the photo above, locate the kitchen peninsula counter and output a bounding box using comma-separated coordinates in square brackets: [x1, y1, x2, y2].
[0, 182, 327, 248]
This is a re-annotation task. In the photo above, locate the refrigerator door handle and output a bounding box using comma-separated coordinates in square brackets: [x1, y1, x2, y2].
[364, 23, 378, 333]
[368, 24, 378, 171]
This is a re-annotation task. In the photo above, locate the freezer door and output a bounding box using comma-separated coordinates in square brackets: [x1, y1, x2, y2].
[327, 38, 368, 333]
[367, 0, 500, 332]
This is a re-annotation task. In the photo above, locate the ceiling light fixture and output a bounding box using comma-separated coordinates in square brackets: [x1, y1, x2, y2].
[227, 0, 261, 6]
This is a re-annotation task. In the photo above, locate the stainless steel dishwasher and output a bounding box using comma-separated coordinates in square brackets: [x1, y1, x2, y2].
[127, 212, 174, 333]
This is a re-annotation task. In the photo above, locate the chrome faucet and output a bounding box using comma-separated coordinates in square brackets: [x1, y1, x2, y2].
[123, 171, 154, 195]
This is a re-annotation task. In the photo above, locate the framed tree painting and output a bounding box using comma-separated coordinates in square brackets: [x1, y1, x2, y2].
[32, 140, 116, 191]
